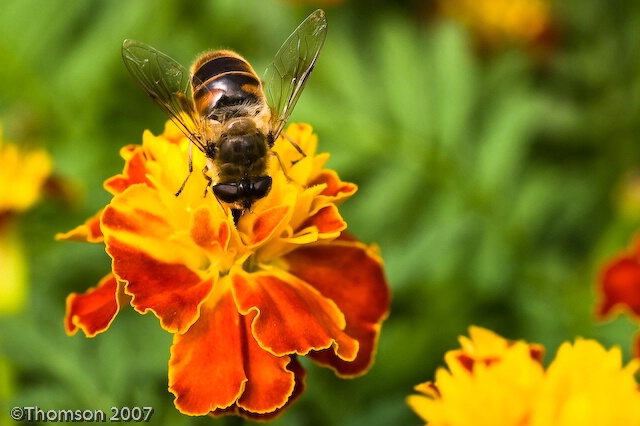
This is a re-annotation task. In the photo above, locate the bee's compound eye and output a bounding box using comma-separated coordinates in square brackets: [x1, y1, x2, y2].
[213, 183, 240, 203]
[253, 176, 272, 199]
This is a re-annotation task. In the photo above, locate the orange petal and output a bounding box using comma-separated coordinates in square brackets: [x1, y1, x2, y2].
[104, 145, 153, 195]
[55, 210, 103, 243]
[106, 239, 213, 334]
[232, 269, 359, 361]
[240, 204, 291, 247]
[284, 239, 390, 377]
[597, 256, 640, 319]
[189, 205, 230, 254]
[235, 311, 296, 414]
[102, 186, 213, 333]
[299, 204, 346, 238]
[169, 282, 303, 417]
[65, 274, 122, 337]
[310, 169, 357, 201]
[213, 357, 307, 421]
[169, 286, 247, 415]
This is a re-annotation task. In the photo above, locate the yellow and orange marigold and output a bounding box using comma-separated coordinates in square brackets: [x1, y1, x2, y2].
[58, 121, 390, 419]
[408, 326, 640, 426]
[597, 236, 640, 358]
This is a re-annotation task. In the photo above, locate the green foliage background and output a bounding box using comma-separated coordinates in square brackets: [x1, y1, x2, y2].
[2, 0, 640, 425]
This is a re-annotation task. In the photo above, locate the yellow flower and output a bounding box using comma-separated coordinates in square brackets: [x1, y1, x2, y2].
[0, 128, 52, 214]
[531, 339, 640, 426]
[407, 326, 545, 426]
[0, 126, 53, 314]
[438, 0, 553, 50]
[408, 327, 640, 426]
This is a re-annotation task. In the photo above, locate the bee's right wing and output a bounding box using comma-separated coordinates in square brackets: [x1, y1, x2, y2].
[263, 9, 327, 140]
[122, 39, 206, 151]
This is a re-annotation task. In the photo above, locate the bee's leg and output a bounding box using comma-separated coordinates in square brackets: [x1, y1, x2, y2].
[273, 151, 305, 190]
[273, 151, 289, 178]
[201, 165, 213, 198]
[281, 132, 307, 165]
[175, 142, 194, 196]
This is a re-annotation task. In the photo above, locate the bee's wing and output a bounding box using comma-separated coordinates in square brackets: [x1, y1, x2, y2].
[122, 39, 206, 151]
[263, 9, 327, 140]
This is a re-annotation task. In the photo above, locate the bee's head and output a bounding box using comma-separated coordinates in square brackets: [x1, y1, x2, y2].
[213, 176, 272, 211]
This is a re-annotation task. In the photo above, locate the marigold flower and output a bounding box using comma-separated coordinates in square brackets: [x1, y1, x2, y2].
[407, 326, 545, 426]
[530, 338, 640, 426]
[597, 238, 640, 319]
[0, 128, 53, 314]
[438, 0, 553, 50]
[58, 121, 390, 419]
[408, 326, 640, 426]
[0, 131, 52, 214]
[597, 235, 640, 358]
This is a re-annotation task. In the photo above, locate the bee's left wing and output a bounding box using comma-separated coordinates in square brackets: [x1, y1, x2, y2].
[263, 9, 327, 140]
[122, 39, 206, 151]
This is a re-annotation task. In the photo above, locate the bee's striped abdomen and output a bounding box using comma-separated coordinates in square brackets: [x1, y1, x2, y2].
[191, 51, 264, 121]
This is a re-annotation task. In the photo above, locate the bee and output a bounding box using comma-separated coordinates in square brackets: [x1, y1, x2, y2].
[121, 9, 327, 219]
